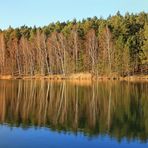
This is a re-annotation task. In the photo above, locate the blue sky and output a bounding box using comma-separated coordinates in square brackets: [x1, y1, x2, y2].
[0, 0, 148, 29]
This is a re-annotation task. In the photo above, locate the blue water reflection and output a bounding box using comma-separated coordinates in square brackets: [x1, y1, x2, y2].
[0, 125, 147, 148]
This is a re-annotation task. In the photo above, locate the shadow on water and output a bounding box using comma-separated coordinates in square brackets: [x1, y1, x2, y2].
[0, 80, 148, 142]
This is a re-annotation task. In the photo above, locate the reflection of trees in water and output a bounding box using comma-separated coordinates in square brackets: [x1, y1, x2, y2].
[0, 80, 147, 141]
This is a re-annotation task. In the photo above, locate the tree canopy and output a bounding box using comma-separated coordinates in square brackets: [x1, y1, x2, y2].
[0, 12, 147, 76]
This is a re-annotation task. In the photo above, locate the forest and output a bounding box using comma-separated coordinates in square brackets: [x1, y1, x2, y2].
[0, 12, 147, 77]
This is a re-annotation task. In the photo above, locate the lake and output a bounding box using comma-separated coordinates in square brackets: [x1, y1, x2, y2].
[0, 80, 147, 148]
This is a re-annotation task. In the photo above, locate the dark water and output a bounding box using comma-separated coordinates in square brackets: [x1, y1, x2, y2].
[0, 80, 148, 148]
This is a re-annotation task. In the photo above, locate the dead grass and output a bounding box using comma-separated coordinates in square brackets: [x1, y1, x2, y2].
[0, 75, 13, 79]
[0, 73, 148, 82]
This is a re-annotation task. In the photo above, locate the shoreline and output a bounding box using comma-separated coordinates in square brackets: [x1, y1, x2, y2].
[0, 73, 148, 81]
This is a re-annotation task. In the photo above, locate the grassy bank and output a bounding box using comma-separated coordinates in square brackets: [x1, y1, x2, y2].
[0, 73, 148, 81]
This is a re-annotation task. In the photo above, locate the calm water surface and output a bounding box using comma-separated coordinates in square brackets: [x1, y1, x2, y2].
[0, 80, 147, 148]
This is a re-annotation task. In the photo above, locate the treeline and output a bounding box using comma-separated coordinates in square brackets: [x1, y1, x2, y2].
[0, 12, 147, 76]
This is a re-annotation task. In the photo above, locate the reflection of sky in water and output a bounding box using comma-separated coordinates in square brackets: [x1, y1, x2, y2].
[0, 125, 147, 148]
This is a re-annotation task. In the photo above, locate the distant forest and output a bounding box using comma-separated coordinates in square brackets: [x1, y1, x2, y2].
[0, 12, 147, 76]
